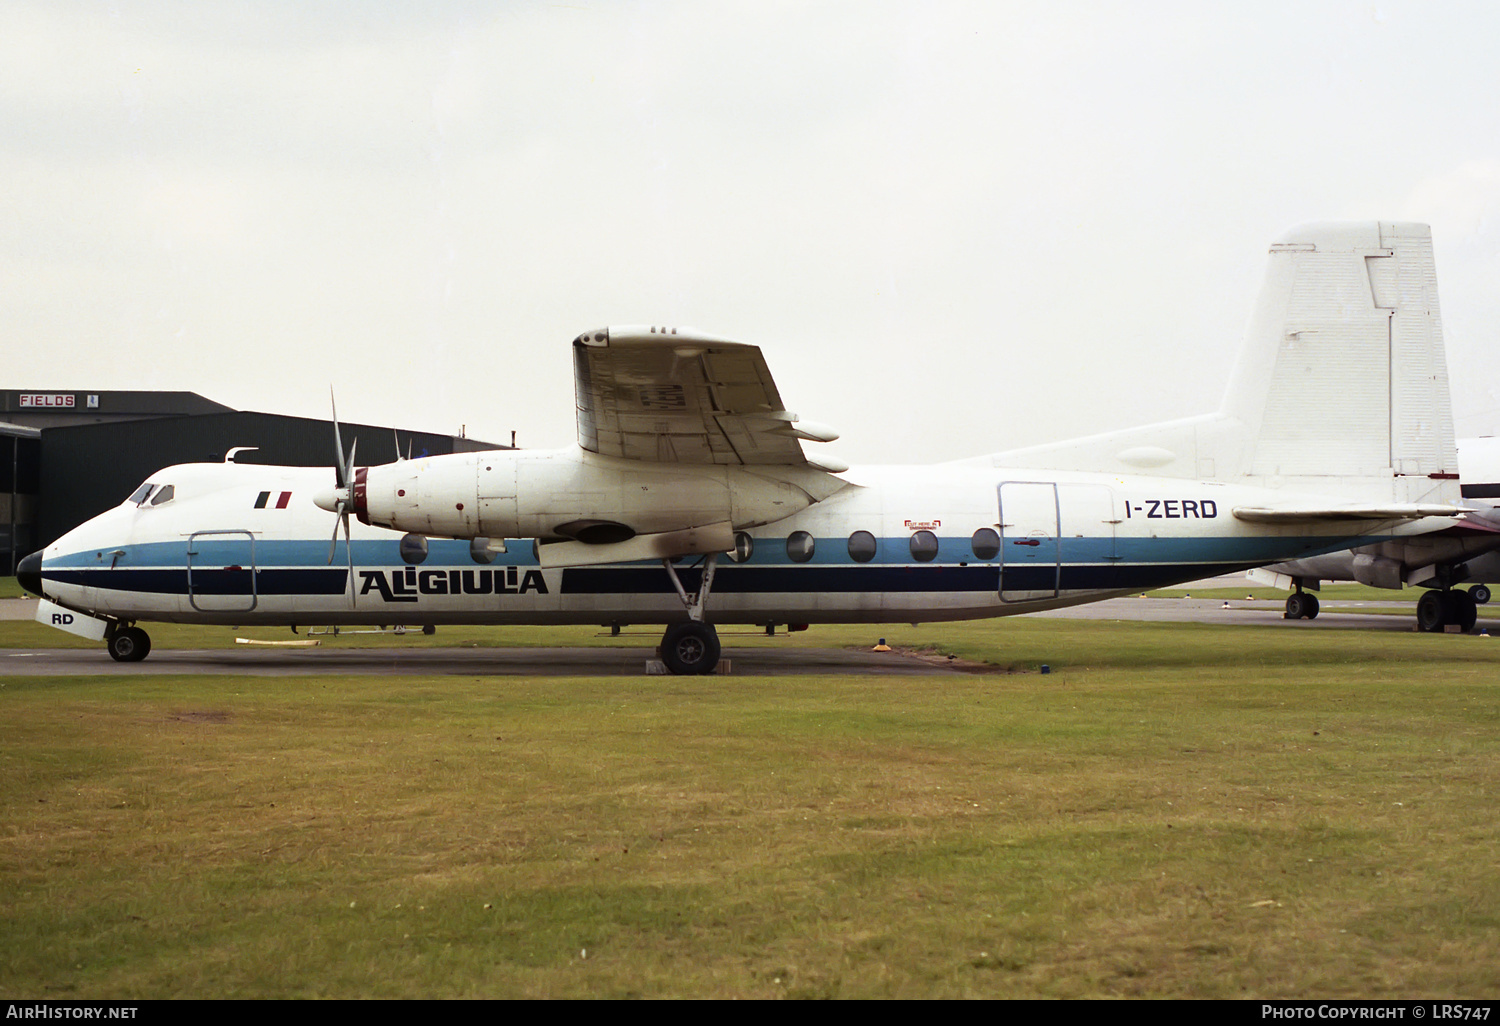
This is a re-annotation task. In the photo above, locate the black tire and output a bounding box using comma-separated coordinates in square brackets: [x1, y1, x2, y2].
[107, 627, 152, 662]
[1301, 593, 1320, 620]
[1285, 593, 1313, 620]
[1416, 590, 1447, 633]
[1446, 590, 1478, 633]
[660, 622, 721, 675]
[1471, 584, 1491, 605]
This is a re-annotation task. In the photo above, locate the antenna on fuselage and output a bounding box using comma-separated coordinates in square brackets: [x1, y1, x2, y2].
[225, 447, 259, 463]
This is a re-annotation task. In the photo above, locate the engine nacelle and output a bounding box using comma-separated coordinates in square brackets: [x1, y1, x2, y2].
[354, 447, 845, 544]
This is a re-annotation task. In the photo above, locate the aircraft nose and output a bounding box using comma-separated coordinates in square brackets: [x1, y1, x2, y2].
[16, 550, 43, 597]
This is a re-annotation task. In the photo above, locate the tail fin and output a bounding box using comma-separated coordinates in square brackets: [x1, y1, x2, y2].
[991, 222, 1460, 506]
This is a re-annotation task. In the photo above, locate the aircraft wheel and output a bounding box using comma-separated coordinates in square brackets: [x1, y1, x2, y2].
[1471, 584, 1491, 605]
[1446, 589, 1478, 633]
[107, 627, 152, 662]
[660, 622, 721, 675]
[1285, 593, 1318, 620]
[1416, 590, 1447, 633]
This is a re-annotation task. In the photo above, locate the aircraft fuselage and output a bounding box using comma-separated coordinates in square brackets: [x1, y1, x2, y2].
[31, 458, 1439, 630]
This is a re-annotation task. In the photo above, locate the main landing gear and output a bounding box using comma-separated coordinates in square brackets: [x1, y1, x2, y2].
[1284, 589, 1320, 620]
[657, 553, 722, 675]
[106, 623, 152, 662]
[1416, 587, 1481, 633]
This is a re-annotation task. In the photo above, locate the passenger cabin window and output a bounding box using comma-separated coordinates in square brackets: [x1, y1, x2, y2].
[847, 531, 877, 563]
[729, 532, 754, 563]
[971, 528, 1001, 560]
[909, 530, 939, 562]
[786, 531, 815, 563]
[400, 533, 429, 565]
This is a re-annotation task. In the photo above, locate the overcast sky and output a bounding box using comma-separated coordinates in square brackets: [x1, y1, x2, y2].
[5, 1, 1499, 465]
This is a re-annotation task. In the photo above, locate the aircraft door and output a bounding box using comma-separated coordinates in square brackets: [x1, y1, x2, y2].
[1057, 484, 1118, 593]
[186, 530, 258, 613]
[998, 482, 1059, 602]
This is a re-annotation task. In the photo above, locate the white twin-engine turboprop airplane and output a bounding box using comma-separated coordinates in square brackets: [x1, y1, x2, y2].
[18, 222, 1470, 673]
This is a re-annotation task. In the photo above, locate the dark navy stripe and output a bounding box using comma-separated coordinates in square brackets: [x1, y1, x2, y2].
[559, 562, 1257, 595]
[562, 565, 998, 594]
[44, 568, 349, 596]
[1461, 483, 1500, 499]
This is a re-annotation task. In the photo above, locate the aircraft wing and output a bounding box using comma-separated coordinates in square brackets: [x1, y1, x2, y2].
[1232, 503, 1465, 523]
[572, 326, 841, 468]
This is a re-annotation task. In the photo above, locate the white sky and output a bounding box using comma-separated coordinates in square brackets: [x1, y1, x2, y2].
[4, 0, 1500, 465]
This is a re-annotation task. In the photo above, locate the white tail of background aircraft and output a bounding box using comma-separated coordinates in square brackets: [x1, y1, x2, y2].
[20, 222, 1467, 672]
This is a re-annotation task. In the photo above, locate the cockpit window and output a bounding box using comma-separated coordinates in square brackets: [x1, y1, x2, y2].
[130, 483, 175, 507]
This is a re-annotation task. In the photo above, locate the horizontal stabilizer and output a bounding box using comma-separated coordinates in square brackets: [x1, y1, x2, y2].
[1232, 503, 1462, 524]
[1456, 509, 1500, 534]
[538, 520, 736, 568]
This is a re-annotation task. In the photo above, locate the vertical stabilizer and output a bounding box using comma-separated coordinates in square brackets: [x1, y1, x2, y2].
[989, 222, 1460, 506]
[1224, 222, 1456, 499]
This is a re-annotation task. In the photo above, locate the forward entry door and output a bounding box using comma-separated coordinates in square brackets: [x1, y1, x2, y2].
[186, 530, 258, 612]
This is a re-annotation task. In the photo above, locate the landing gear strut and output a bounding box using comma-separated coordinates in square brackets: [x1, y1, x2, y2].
[107, 624, 152, 662]
[658, 553, 721, 675]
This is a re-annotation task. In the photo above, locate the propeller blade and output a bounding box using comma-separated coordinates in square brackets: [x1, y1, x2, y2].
[343, 509, 355, 609]
[330, 388, 349, 489]
[326, 499, 344, 564]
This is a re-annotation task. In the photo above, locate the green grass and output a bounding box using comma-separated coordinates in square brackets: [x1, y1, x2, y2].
[2, 617, 1498, 998]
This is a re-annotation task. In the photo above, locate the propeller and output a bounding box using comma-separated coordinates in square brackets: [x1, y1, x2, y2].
[312, 390, 359, 605]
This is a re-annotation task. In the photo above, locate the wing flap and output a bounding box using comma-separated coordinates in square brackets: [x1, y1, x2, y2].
[574, 326, 837, 466]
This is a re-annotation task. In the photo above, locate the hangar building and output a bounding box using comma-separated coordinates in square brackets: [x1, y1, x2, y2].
[0, 389, 508, 574]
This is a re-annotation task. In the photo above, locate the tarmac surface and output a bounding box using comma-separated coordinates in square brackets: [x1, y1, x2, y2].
[0, 643, 970, 677]
[4, 576, 1495, 677]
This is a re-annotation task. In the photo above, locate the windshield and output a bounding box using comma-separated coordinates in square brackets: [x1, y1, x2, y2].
[127, 482, 176, 507]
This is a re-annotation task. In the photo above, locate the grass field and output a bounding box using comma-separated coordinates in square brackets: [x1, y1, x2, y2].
[2, 601, 1498, 999]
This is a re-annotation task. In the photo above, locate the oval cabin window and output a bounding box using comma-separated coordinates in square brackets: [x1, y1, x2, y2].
[909, 530, 939, 562]
[847, 531, 877, 563]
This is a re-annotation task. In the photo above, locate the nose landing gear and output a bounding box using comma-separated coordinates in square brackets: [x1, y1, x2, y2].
[106, 624, 152, 662]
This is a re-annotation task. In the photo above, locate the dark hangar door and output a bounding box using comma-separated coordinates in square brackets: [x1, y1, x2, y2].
[998, 482, 1059, 602]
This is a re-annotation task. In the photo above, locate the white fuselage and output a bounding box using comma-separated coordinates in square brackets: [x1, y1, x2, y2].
[34, 458, 1447, 630]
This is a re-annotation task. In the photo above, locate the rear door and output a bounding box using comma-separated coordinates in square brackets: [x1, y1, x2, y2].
[998, 482, 1059, 602]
